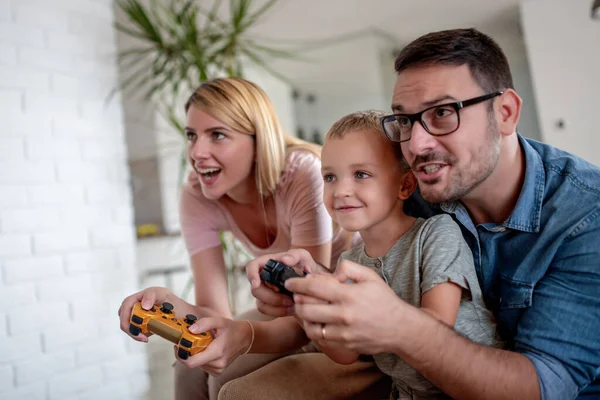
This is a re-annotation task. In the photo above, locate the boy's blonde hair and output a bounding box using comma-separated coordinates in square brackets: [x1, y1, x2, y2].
[325, 110, 410, 172]
[185, 77, 321, 196]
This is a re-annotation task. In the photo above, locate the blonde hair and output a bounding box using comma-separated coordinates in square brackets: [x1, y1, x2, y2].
[326, 110, 410, 172]
[185, 77, 321, 196]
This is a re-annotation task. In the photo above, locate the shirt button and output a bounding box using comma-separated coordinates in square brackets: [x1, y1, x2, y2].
[375, 260, 382, 268]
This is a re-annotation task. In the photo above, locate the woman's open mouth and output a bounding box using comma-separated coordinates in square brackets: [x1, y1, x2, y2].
[197, 167, 221, 185]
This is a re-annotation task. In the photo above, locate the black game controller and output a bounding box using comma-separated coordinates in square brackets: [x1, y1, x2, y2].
[259, 259, 305, 297]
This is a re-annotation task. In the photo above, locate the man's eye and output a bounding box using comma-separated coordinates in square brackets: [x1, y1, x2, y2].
[434, 107, 454, 118]
[323, 174, 335, 183]
[397, 116, 411, 126]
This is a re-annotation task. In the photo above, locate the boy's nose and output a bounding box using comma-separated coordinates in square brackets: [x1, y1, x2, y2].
[333, 180, 353, 198]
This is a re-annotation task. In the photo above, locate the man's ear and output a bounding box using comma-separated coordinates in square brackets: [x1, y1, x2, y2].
[496, 89, 522, 137]
[398, 171, 417, 200]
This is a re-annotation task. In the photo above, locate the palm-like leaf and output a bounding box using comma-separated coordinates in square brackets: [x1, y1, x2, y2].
[114, 0, 292, 107]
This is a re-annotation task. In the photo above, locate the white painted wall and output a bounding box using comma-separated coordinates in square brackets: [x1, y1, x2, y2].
[521, 0, 600, 165]
[271, 32, 393, 140]
[0, 0, 147, 399]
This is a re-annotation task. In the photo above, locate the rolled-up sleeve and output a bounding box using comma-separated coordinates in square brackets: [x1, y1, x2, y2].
[514, 214, 600, 399]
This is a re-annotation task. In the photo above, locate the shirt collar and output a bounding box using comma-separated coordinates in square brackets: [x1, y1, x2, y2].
[441, 135, 544, 233]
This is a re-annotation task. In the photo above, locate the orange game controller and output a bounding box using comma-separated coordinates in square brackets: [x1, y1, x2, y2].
[129, 301, 213, 359]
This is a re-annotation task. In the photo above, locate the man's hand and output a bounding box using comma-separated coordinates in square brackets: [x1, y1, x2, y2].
[245, 249, 329, 317]
[287, 259, 411, 355]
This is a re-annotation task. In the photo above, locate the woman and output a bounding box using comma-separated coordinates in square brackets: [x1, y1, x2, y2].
[118, 77, 362, 399]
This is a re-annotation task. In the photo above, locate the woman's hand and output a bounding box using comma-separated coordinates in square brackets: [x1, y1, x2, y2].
[176, 317, 253, 376]
[245, 249, 328, 317]
[118, 287, 175, 342]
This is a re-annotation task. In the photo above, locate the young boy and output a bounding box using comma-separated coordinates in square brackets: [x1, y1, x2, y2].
[304, 110, 502, 398]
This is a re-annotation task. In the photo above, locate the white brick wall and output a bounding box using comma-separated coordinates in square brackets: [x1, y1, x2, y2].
[0, 1, 145, 399]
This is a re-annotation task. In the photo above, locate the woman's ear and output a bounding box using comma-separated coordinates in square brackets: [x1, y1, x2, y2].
[398, 171, 417, 200]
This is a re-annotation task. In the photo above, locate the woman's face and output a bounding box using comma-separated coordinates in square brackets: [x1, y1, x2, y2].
[185, 107, 256, 200]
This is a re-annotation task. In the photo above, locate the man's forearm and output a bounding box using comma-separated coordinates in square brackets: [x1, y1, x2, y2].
[391, 307, 541, 400]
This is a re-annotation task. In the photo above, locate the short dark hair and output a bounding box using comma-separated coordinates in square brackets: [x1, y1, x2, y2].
[394, 28, 513, 93]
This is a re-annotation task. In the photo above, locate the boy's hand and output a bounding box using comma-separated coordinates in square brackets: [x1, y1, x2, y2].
[117, 286, 173, 342]
[176, 318, 253, 376]
[245, 249, 329, 317]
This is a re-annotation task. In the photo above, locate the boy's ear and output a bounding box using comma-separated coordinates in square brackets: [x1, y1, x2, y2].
[398, 171, 417, 200]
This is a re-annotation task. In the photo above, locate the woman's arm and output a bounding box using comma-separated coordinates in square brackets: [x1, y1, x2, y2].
[190, 245, 232, 318]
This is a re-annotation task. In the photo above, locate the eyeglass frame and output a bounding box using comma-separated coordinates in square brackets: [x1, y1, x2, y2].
[381, 91, 504, 143]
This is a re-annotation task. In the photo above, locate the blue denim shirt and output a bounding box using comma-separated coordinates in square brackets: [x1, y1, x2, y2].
[407, 136, 600, 399]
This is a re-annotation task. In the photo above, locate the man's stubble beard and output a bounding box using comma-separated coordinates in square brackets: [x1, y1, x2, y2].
[419, 112, 502, 204]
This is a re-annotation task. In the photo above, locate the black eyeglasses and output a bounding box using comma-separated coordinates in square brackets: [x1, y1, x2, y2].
[381, 91, 504, 143]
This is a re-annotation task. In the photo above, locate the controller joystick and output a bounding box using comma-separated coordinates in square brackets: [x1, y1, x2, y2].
[160, 302, 174, 314]
[184, 314, 197, 325]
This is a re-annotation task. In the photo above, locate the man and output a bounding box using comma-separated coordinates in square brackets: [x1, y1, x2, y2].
[234, 28, 600, 399]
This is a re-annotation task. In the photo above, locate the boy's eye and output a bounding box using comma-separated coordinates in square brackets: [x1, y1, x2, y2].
[323, 174, 335, 183]
[355, 171, 369, 179]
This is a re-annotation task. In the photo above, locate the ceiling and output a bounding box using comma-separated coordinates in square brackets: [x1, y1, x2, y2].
[247, 0, 522, 45]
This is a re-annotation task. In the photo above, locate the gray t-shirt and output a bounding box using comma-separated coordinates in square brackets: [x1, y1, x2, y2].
[340, 214, 501, 399]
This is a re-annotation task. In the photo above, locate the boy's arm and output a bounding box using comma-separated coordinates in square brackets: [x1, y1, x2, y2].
[318, 342, 360, 365]
[420, 282, 462, 327]
[248, 316, 310, 353]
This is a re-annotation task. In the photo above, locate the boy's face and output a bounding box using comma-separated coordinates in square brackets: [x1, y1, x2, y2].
[321, 130, 407, 233]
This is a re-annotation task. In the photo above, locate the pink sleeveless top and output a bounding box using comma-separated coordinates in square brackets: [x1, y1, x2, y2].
[179, 150, 360, 267]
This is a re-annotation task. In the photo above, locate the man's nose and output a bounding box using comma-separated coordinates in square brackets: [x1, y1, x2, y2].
[406, 121, 437, 157]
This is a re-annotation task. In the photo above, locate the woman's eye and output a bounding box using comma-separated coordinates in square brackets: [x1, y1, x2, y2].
[323, 174, 335, 183]
[211, 132, 226, 141]
[185, 131, 196, 141]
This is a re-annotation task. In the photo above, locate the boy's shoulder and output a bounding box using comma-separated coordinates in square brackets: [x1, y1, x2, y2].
[340, 244, 363, 263]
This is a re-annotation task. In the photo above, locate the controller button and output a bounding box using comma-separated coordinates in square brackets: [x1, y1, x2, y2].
[160, 302, 174, 313]
[177, 348, 189, 360]
[161, 316, 167, 319]
[129, 324, 141, 336]
[180, 338, 193, 348]
[131, 315, 143, 324]
[184, 314, 197, 325]
[201, 332, 207, 336]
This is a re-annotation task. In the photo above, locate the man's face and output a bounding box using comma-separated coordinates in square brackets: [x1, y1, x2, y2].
[392, 64, 502, 203]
